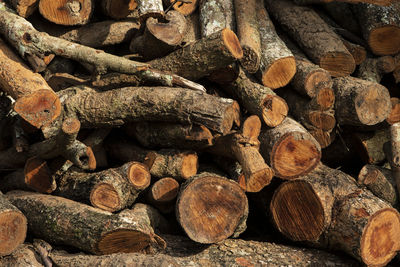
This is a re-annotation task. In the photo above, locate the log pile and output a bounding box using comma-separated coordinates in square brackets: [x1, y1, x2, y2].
[0, 0, 400, 266]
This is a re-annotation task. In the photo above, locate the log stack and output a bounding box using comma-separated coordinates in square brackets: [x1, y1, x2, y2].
[0, 0, 399, 266]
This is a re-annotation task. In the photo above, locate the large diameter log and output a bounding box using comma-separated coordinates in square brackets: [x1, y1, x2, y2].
[39, 0, 94, 26]
[265, 0, 355, 77]
[260, 117, 321, 179]
[101, 0, 137, 19]
[163, 0, 198, 15]
[149, 28, 243, 81]
[6, 191, 165, 255]
[176, 172, 248, 243]
[257, 4, 296, 89]
[146, 177, 179, 214]
[353, 3, 400, 55]
[0, 192, 27, 256]
[0, 38, 61, 129]
[10, 0, 39, 17]
[333, 76, 391, 126]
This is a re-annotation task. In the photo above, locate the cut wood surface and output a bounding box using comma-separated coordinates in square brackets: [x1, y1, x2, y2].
[386, 97, 400, 125]
[101, 0, 137, 19]
[163, 0, 198, 15]
[38, 0, 94, 26]
[146, 177, 179, 214]
[10, 0, 39, 17]
[265, 0, 355, 77]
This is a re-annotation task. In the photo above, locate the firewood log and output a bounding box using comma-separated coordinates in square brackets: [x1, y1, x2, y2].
[342, 40, 367, 65]
[199, 0, 235, 37]
[0, 191, 27, 256]
[105, 137, 149, 163]
[256, 3, 296, 89]
[146, 177, 179, 214]
[259, 117, 321, 179]
[82, 128, 111, 168]
[295, 0, 394, 5]
[38, 0, 94, 26]
[333, 76, 391, 126]
[308, 127, 336, 148]
[387, 97, 400, 125]
[265, 0, 355, 77]
[10, 0, 39, 17]
[0, 38, 61, 129]
[163, 0, 198, 15]
[352, 3, 400, 55]
[0, 244, 43, 266]
[176, 172, 248, 243]
[136, 0, 164, 21]
[100, 0, 137, 19]
[182, 11, 200, 45]
[322, 2, 362, 37]
[350, 129, 389, 164]
[6, 191, 166, 255]
[357, 56, 396, 83]
[308, 86, 336, 111]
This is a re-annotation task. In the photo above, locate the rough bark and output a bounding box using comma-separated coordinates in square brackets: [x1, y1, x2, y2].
[176, 172, 248, 244]
[125, 122, 213, 150]
[350, 129, 389, 164]
[265, 0, 355, 77]
[233, 0, 261, 73]
[6, 191, 166, 255]
[163, 0, 198, 15]
[10, 0, 39, 17]
[221, 68, 288, 127]
[257, 4, 296, 89]
[342, 40, 367, 65]
[146, 177, 179, 214]
[0, 244, 43, 267]
[101, 0, 137, 19]
[322, 2, 362, 37]
[390, 123, 400, 194]
[357, 56, 396, 83]
[333, 76, 391, 126]
[38, 0, 94, 26]
[199, 0, 235, 38]
[259, 117, 321, 179]
[82, 128, 111, 168]
[149, 28, 243, 81]
[136, 0, 164, 21]
[295, 0, 394, 5]
[0, 38, 61, 129]
[181, 10, 200, 45]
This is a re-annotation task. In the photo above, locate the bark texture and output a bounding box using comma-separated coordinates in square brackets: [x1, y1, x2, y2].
[136, 0, 164, 21]
[199, 0, 235, 37]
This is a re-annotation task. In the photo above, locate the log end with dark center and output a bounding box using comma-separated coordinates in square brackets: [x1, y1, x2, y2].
[90, 183, 120, 212]
[150, 177, 179, 203]
[0, 210, 27, 256]
[319, 52, 355, 77]
[127, 162, 151, 189]
[240, 46, 261, 74]
[24, 157, 55, 194]
[39, 0, 93, 25]
[262, 56, 296, 89]
[261, 95, 288, 127]
[369, 26, 400, 56]
[304, 70, 333, 98]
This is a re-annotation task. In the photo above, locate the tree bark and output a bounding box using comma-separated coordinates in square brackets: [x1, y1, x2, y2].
[322, 2, 362, 37]
[38, 0, 94, 26]
[10, 0, 39, 18]
[259, 117, 321, 179]
[6, 191, 166, 255]
[146, 177, 179, 214]
[182, 10, 200, 45]
[176, 172, 248, 244]
[0, 244, 43, 267]
[100, 0, 137, 19]
[265, 0, 355, 77]
[350, 129, 389, 164]
[136, 0, 164, 21]
[199, 0, 235, 38]
[295, 0, 394, 5]
[357, 56, 396, 83]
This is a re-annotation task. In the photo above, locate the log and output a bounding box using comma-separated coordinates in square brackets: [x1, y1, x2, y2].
[0, 244, 43, 267]
[308, 127, 336, 148]
[295, 0, 394, 5]
[358, 164, 397, 206]
[357, 56, 396, 83]
[163, 0, 198, 15]
[63, 86, 239, 134]
[176, 172, 248, 243]
[149, 28, 243, 81]
[386, 97, 400, 125]
[0, 191, 27, 256]
[199, 0, 235, 38]
[270, 164, 400, 266]
[38, 0, 94, 26]
[105, 137, 150, 163]
[333, 76, 391, 126]
[10, 0, 39, 18]
[182, 10, 200, 45]
[259, 117, 321, 179]
[136, 0, 164, 21]
[101, 0, 137, 19]
[350, 129, 389, 164]
[0, 38, 61, 129]
[265, 0, 355, 77]
[55, 162, 150, 212]
[308, 86, 336, 111]
[322, 2, 362, 37]
[342, 40, 367, 66]
[221, 67, 288, 127]
[6, 191, 166, 255]
[353, 3, 400, 55]
[130, 11, 186, 60]
[144, 149, 198, 181]
[233, 0, 261, 73]
[125, 122, 213, 150]
[256, 3, 296, 89]
[82, 128, 111, 168]
[146, 177, 179, 214]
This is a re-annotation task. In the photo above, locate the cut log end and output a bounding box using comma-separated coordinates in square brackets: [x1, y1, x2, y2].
[128, 163, 151, 189]
[24, 157, 55, 194]
[222, 29, 243, 60]
[261, 95, 288, 127]
[177, 176, 247, 244]
[315, 87, 335, 110]
[272, 133, 321, 179]
[242, 115, 262, 140]
[304, 71, 332, 98]
[309, 129, 335, 149]
[262, 56, 296, 89]
[97, 229, 153, 255]
[369, 26, 400, 56]
[245, 168, 275, 193]
[361, 208, 400, 266]
[181, 153, 198, 180]
[271, 180, 325, 241]
[85, 147, 97, 170]
[39, 0, 93, 25]
[240, 46, 261, 74]
[167, 0, 198, 15]
[387, 98, 400, 125]
[319, 52, 355, 77]
[151, 177, 179, 202]
[0, 211, 27, 256]
[14, 89, 61, 129]
[309, 111, 336, 131]
[62, 118, 81, 135]
[358, 165, 380, 185]
[90, 183, 120, 212]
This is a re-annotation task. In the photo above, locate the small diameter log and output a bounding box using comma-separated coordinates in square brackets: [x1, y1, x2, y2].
[333, 76, 391, 126]
[259, 117, 321, 179]
[308, 86, 336, 111]
[146, 177, 179, 214]
[353, 3, 400, 55]
[0, 191, 27, 256]
[144, 149, 198, 181]
[387, 97, 400, 125]
[10, 0, 39, 17]
[357, 56, 396, 83]
[358, 164, 397, 206]
[101, 0, 137, 19]
[176, 172, 248, 244]
[350, 129, 389, 164]
[163, 0, 198, 15]
[0, 38, 61, 129]
[63, 86, 239, 134]
[6, 191, 165, 255]
[221, 68, 288, 127]
[125, 122, 213, 150]
[270, 164, 400, 266]
[308, 127, 336, 149]
[149, 28, 243, 81]
[265, 0, 355, 77]
[182, 11, 200, 45]
[55, 162, 150, 212]
[136, 0, 164, 21]
[391, 123, 400, 188]
[256, 4, 296, 89]
[342, 39, 366, 65]
[199, 0, 235, 38]
[130, 11, 187, 60]
[82, 128, 111, 168]
[39, 0, 94, 26]
[233, 0, 261, 73]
